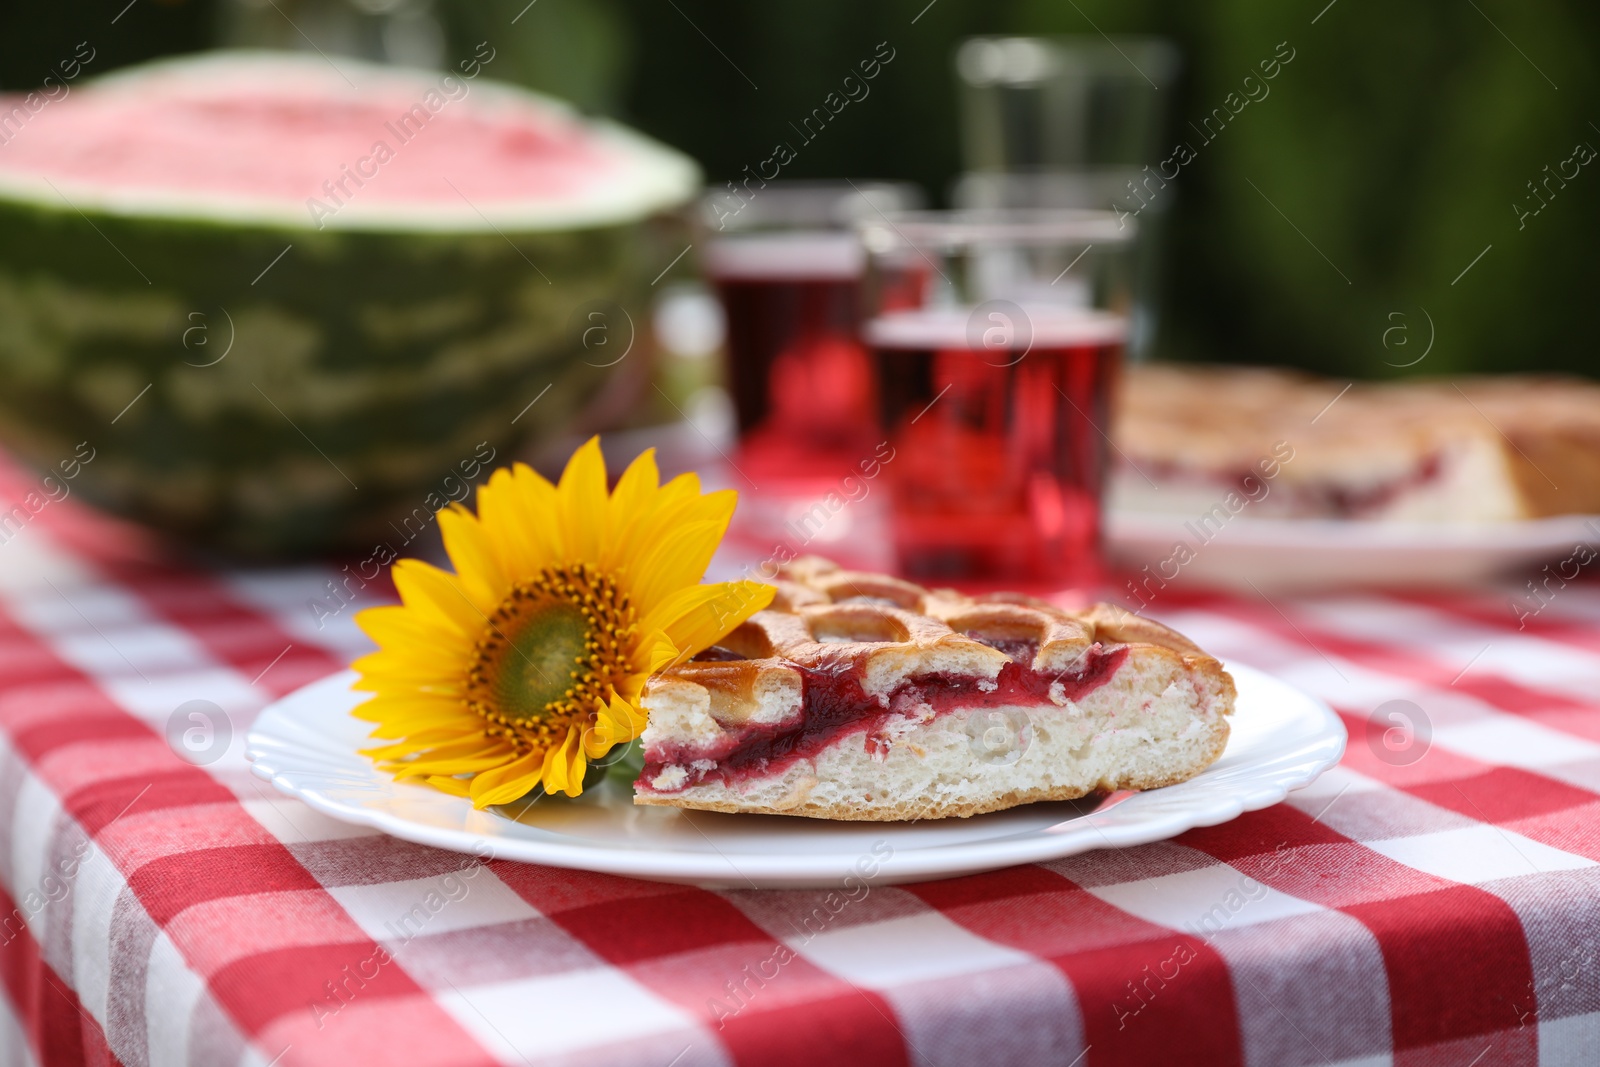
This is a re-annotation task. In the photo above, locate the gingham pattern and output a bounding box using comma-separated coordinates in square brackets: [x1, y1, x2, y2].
[2, 462, 1599, 1067]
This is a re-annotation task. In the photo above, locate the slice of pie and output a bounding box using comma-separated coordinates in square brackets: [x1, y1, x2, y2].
[634, 558, 1234, 821]
[1112, 363, 1600, 522]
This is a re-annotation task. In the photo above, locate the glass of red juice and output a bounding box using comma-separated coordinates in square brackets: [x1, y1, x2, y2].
[698, 182, 921, 481]
[857, 210, 1135, 590]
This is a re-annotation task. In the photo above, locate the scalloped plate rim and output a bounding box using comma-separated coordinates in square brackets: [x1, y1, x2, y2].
[246, 661, 1345, 888]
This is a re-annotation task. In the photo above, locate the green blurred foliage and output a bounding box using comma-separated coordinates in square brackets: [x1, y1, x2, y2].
[436, 0, 632, 114]
[0, 0, 209, 83]
[601, 0, 1600, 379]
[3, 0, 1595, 379]
[1146, 0, 1600, 379]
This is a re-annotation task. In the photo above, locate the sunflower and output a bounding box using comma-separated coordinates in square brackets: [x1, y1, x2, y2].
[351, 438, 773, 807]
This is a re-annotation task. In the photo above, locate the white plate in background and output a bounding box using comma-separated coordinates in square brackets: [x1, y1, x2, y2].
[1108, 510, 1599, 591]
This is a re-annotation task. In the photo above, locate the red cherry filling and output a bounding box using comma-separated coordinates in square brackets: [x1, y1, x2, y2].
[639, 643, 1127, 792]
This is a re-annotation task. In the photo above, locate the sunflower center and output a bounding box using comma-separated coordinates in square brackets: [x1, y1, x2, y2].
[489, 601, 591, 716]
[464, 564, 635, 751]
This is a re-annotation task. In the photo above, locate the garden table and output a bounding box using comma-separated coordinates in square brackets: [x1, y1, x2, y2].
[1, 457, 1596, 1067]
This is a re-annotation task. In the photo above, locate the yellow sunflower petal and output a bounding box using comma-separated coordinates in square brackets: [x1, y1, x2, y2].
[352, 694, 472, 719]
[640, 580, 773, 648]
[387, 747, 516, 778]
[625, 519, 726, 616]
[356, 605, 470, 656]
[513, 463, 567, 559]
[362, 728, 483, 759]
[474, 468, 533, 578]
[596, 694, 648, 747]
[356, 707, 479, 736]
[608, 478, 722, 577]
[580, 725, 612, 759]
[353, 681, 465, 703]
[351, 645, 469, 679]
[363, 719, 474, 741]
[613, 676, 653, 709]
[626, 634, 682, 680]
[539, 728, 587, 798]
[438, 505, 509, 610]
[389, 559, 485, 639]
[352, 694, 474, 719]
[557, 437, 609, 562]
[600, 448, 661, 571]
[661, 581, 776, 659]
[369, 734, 506, 763]
[656, 486, 737, 541]
[470, 750, 546, 807]
[565, 731, 588, 791]
[352, 684, 466, 706]
[425, 775, 473, 798]
[537, 729, 573, 796]
[636, 582, 725, 637]
[656, 470, 702, 505]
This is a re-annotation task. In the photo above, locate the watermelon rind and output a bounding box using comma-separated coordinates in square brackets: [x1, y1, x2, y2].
[0, 51, 699, 556]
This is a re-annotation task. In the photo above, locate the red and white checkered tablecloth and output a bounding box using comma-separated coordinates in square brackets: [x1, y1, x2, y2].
[2, 460, 1599, 1067]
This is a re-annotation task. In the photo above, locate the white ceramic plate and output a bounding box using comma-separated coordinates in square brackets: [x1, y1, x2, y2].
[1109, 510, 1600, 591]
[246, 662, 1344, 888]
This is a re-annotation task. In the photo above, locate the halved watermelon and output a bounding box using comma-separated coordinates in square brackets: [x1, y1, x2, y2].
[0, 51, 698, 555]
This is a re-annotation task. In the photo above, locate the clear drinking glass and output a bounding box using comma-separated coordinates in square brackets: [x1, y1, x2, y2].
[857, 210, 1135, 589]
[950, 170, 1167, 362]
[955, 36, 1179, 171]
[954, 36, 1178, 363]
[697, 181, 922, 480]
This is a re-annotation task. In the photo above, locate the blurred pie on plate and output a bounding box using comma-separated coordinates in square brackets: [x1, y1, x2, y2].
[1112, 364, 1600, 522]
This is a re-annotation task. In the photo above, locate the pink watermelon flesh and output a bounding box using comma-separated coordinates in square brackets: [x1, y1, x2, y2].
[0, 53, 694, 228]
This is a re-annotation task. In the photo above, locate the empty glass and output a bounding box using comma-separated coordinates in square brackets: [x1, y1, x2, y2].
[954, 36, 1179, 363]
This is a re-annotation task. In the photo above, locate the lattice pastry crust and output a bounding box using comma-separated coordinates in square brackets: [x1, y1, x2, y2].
[634, 558, 1235, 821]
